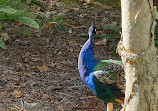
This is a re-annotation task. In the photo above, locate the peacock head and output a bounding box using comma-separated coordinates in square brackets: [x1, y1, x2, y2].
[89, 23, 96, 35]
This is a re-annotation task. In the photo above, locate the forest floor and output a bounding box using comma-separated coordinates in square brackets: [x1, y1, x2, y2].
[0, 1, 125, 111]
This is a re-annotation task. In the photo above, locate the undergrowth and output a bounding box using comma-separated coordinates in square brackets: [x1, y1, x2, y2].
[0, 0, 67, 49]
[0, 0, 42, 49]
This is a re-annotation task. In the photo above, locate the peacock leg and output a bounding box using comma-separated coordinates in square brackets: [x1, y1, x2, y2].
[114, 98, 124, 104]
[107, 102, 113, 111]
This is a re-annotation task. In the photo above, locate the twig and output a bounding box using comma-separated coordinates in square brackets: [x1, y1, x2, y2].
[56, 92, 74, 98]
[79, 96, 96, 99]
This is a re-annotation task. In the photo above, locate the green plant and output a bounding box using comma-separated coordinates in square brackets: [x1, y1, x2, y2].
[98, 24, 121, 55]
[97, 0, 120, 8]
[81, 24, 121, 55]
[52, 16, 67, 33]
[93, 23, 158, 55]
[31, 0, 45, 9]
[40, 15, 67, 34]
[0, 0, 41, 49]
[81, 22, 158, 55]
[60, 0, 79, 7]
[0, 2, 39, 28]
[0, 37, 6, 49]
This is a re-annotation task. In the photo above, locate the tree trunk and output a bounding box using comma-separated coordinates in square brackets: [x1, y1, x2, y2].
[118, 0, 158, 110]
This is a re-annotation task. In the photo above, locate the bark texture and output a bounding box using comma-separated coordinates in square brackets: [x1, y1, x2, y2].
[119, 0, 158, 110]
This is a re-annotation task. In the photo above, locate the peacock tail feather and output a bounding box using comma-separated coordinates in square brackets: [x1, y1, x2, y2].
[93, 59, 124, 82]
[94, 59, 123, 71]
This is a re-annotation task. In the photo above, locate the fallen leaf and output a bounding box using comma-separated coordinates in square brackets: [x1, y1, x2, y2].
[29, 12, 38, 19]
[68, 48, 73, 52]
[71, 25, 86, 29]
[69, 28, 72, 34]
[26, 102, 38, 107]
[110, 14, 120, 18]
[11, 106, 27, 111]
[95, 38, 107, 46]
[96, 31, 104, 34]
[62, 8, 71, 13]
[56, 12, 65, 16]
[51, 62, 57, 67]
[9, 76, 20, 81]
[79, 0, 84, 3]
[14, 90, 23, 98]
[20, 109, 27, 111]
[58, 51, 62, 54]
[24, 72, 31, 77]
[67, 22, 85, 29]
[72, 8, 79, 11]
[1, 33, 10, 41]
[68, 41, 79, 45]
[86, 0, 92, 4]
[111, 21, 118, 26]
[14, 21, 22, 26]
[79, 14, 87, 17]
[37, 64, 50, 72]
[49, 1, 56, 7]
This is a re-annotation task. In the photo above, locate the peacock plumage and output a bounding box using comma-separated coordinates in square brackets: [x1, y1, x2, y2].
[78, 24, 124, 110]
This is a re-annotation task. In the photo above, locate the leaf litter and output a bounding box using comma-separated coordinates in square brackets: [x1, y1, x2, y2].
[0, 0, 124, 111]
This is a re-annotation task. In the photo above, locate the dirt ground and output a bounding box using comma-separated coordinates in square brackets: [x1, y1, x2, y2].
[0, 1, 124, 111]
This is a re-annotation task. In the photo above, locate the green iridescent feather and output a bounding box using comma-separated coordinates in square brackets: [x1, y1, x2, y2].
[93, 59, 124, 82]
[94, 59, 123, 71]
[91, 59, 124, 102]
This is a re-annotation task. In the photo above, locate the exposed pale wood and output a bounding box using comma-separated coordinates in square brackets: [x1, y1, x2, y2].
[119, 0, 158, 111]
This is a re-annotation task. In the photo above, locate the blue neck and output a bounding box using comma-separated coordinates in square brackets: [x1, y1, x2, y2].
[78, 31, 97, 81]
[89, 32, 94, 44]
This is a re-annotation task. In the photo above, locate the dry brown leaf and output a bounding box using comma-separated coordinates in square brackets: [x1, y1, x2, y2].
[29, 12, 38, 19]
[49, 1, 56, 6]
[80, 0, 92, 4]
[37, 64, 50, 72]
[86, 0, 92, 4]
[79, 0, 84, 3]
[20, 109, 27, 111]
[72, 8, 79, 11]
[24, 72, 31, 77]
[11, 106, 27, 111]
[62, 8, 71, 13]
[68, 41, 79, 45]
[79, 14, 87, 17]
[111, 21, 118, 26]
[67, 23, 86, 29]
[14, 90, 23, 98]
[95, 38, 107, 46]
[110, 15, 120, 18]
[71, 26, 86, 29]
[96, 31, 104, 34]
[68, 28, 72, 34]
[1, 33, 10, 41]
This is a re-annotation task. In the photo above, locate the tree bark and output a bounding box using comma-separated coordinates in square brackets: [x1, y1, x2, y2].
[118, 0, 158, 110]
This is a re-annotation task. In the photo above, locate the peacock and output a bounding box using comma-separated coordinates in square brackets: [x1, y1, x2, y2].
[78, 24, 125, 111]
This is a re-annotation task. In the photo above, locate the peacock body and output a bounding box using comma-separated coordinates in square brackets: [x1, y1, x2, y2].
[78, 24, 124, 104]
